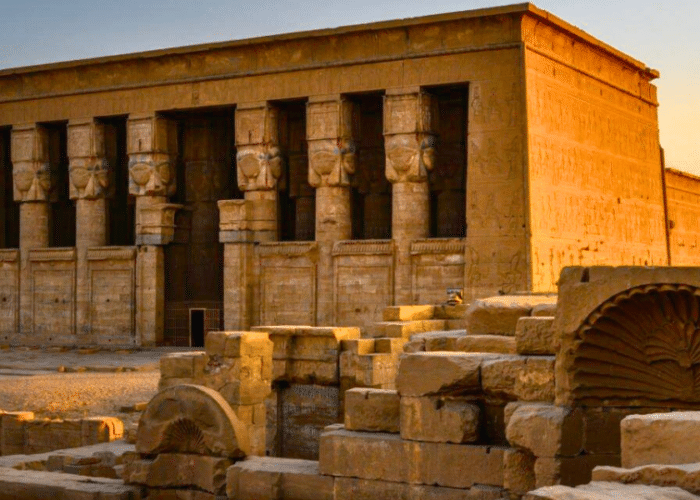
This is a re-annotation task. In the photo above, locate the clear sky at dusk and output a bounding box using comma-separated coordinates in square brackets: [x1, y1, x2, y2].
[0, 0, 697, 175]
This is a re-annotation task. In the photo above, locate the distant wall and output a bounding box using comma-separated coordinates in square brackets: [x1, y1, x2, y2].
[666, 168, 700, 265]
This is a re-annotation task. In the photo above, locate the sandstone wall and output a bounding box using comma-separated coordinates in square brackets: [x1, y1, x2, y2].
[523, 14, 668, 292]
[665, 168, 700, 265]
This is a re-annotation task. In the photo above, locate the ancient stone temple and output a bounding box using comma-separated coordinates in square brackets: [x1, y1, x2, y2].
[0, 3, 687, 347]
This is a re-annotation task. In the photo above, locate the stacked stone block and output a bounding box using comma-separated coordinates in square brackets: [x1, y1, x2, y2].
[0, 412, 123, 456]
[159, 331, 273, 456]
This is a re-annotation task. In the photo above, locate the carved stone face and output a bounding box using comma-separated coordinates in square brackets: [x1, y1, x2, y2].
[128, 155, 175, 196]
[13, 161, 53, 201]
[70, 158, 110, 199]
[236, 144, 282, 191]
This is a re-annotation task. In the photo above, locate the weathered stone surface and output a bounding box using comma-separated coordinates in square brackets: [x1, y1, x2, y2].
[345, 388, 400, 433]
[466, 295, 557, 336]
[122, 453, 230, 493]
[456, 335, 516, 354]
[593, 462, 700, 494]
[383, 305, 435, 321]
[533, 455, 619, 488]
[503, 448, 536, 495]
[334, 477, 498, 499]
[506, 403, 583, 458]
[400, 396, 479, 443]
[481, 355, 555, 401]
[371, 320, 447, 339]
[621, 412, 700, 468]
[319, 427, 504, 488]
[555, 267, 700, 407]
[136, 384, 250, 457]
[228, 456, 334, 500]
[516, 316, 556, 355]
[525, 482, 700, 499]
[396, 352, 497, 396]
[205, 331, 273, 358]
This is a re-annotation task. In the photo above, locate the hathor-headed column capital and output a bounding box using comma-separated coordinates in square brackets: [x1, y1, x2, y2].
[383, 88, 438, 183]
[235, 102, 283, 191]
[68, 119, 111, 200]
[127, 114, 178, 197]
[11, 123, 54, 203]
[306, 95, 356, 188]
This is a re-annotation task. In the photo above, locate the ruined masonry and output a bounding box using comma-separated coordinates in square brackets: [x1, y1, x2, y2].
[0, 3, 697, 348]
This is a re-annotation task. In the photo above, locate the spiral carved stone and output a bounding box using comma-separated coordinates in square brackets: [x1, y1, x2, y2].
[136, 384, 250, 457]
[569, 284, 700, 406]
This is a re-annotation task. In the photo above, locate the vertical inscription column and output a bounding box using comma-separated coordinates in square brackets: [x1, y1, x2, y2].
[307, 95, 356, 324]
[235, 103, 281, 243]
[128, 114, 177, 346]
[383, 88, 437, 305]
[11, 124, 52, 335]
[68, 119, 109, 341]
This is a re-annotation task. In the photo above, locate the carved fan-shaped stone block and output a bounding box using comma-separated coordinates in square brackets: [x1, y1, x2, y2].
[567, 284, 700, 407]
[136, 384, 250, 458]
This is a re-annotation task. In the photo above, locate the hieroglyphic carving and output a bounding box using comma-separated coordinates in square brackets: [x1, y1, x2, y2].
[567, 284, 700, 406]
[235, 103, 282, 191]
[127, 115, 177, 197]
[11, 124, 53, 202]
[469, 81, 520, 130]
[307, 96, 356, 188]
[68, 120, 111, 199]
[383, 90, 437, 183]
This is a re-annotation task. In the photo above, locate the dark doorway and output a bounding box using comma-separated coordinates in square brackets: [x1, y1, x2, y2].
[190, 309, 205, 347]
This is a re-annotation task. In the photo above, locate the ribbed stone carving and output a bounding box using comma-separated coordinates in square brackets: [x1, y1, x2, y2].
[570, 284, 700, 406]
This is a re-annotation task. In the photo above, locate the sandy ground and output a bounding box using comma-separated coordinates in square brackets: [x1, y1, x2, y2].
[0, 346, 197, 431]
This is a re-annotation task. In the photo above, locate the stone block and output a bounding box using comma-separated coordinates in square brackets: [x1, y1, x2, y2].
[533, 455, 618, 488]
[1, 411, 34, 455]
[425, 332, 464, 351]
[81, 417, 124, 445]
[123, 453, 231, 494]
[340, 339, 375, 354]
[456, 335, 516, 354]
[205, 331, 273, 359]
[400, 396, 479, 443]
[582, 407, 667, 455]
[466, 295, 557, 336]
[481, 356, 555, 402]
[345, 388, 400, 433]
[433, 304, 468, 320]
[372, 320, 447, 339]
[334, 477, 491, 499]
[524, 482, 700, 499]
[506, 404, 583, 458]
[515, 317, 556, 355]
[383, 305, 435, 321]
[286, 359, 338, 385]
[593, 462, 700, 495]
[621, 412, 700, 468]
[397, 352, 498, 397]
[374, 338, 406, 354]
[160, 352, 198, 379]
[531, 303, 557, 317]
[503, 448, 536, 495]
[228, 457, 334, 500]
[320, 427, 504, 488]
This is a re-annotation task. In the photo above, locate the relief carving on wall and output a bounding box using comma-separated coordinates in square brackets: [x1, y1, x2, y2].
[569, 284, 700, 406]
[128, 154, 176, 197]
[307, 97, 356, 188]
[384, 91, 437, 183]
[235, 103, 282, 191]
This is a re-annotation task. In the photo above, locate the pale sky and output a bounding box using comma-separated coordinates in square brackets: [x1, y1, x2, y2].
[0, 0, 697, 175]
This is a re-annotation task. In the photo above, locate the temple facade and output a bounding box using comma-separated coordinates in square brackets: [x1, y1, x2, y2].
[0, 3, 689, 346]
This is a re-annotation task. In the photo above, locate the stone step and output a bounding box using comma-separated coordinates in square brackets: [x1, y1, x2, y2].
[383, 305, 436, 321]
[466, 295, 557, 336]
[456, 335, 517, 354]
[368, 320, 446, 339]
[228, 456, 334, 500]
[593, 462, 700, 496]
[622, 412, 700, 468]
[525, 481, 700, 499]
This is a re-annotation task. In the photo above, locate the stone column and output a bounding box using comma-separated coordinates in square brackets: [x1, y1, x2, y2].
[235, 102, 282, 243]
[11, 123, 52, 335]
[383, 88, 437, 305]
[127, 114, 178, 346]
[307, 95, 356, 324]
[67, 119, 110, 342]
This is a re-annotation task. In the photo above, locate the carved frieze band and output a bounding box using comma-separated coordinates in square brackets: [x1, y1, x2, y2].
[332, 239, 393, 256]
[410, 238, 466, 255]
[28, 248, 77, 262]
[86, 246, 137, 262]
[0, 250, 19, 262]
[257, 241, 318, 257]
